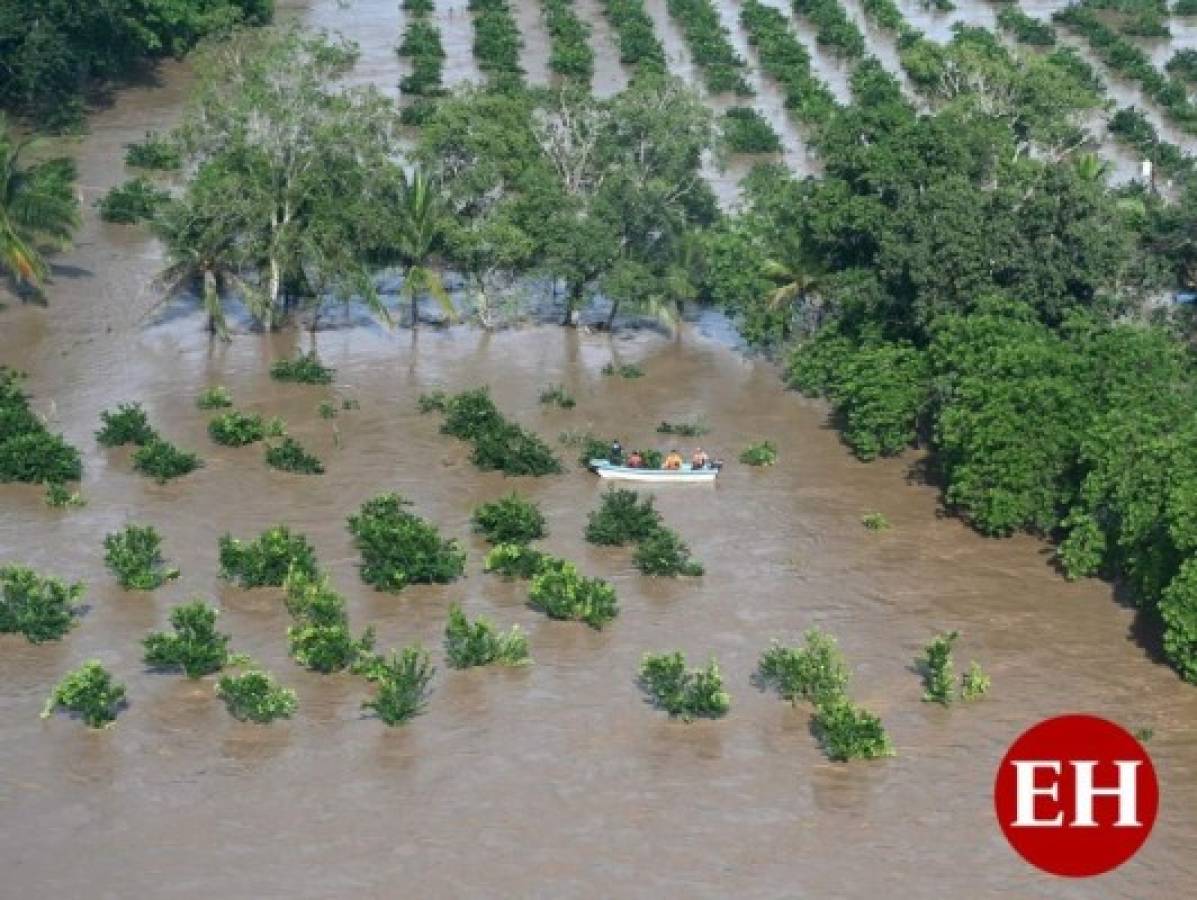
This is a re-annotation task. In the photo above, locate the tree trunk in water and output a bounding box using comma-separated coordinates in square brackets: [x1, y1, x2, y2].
[203, 269, 217, 336]
[411, 291, 419, 330]
[605, 298, 620, 331]
[562, 281, 582, 327]
[265, 257, 281, 331]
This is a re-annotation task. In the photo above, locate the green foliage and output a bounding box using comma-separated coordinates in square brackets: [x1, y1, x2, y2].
[921, 630, 958, 705]
[1109, 107, 1193, 178]
[41, 661, 126, 729]
[859, 0, 905, 30]
[472, 493, 547, 544]
[216, 668, 297, 723]
[539, 384, 576, 408]
[359, 644, 435, 725]
[861, 512, 890, 531]
[997, 7, 1057, 45]
[104, 524, 179, 590]
[44, 482, 84, 508]
[813, 697, 894, 761]
[98, 177, 171, 224]
[528, 557, 618, 628]
[470, 0, 525, 88]
[793, 0, 866, 58]
[444, 604, 530, 668]
[1160, 559, 1197, 683]
[96, 402, 155, 447]
[398, 17, 445, 97]
[417, 390, 447, 413]
[125, 132, 182, 170]
[434, 389, 562, 475]
[143, 600, 233, 678]
[348, 493, 466, 592]
[739, 440, 777, 467]
[196, 386, 233, 409]
[265, 437, 324, 474]
[722, 107, 781, 154]
[961, 661, 991, 701]
[483, 543, 548, 578]
[132, 438, 202, 482]
[543, 0, 595, 84]
[656, 417, 709, 437]
[633, 527, 704, 576]
[638, 651, 731, 721]
[600, 0, 666, 71]
[219, 525, 319, 588]
[317, 400, 336, 419]
[0, 565, 82, 643]
[666, 0, 753, 95]
[586, 489, 663, 545]
[757, 630, 850, 706]
[0, 369, 82, 485]
[270, 352, 334, 385]
[600, 362, 644, 378]
[740, 0, 837, 126]
[284, 571, 375, 673]
[208, 410, 266, 446]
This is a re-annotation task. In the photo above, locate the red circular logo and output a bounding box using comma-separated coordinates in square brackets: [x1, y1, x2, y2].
[994, 714, 1158, 877]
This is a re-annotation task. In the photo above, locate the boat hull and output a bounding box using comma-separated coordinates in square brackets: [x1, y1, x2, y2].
[588, 459, 718, 483]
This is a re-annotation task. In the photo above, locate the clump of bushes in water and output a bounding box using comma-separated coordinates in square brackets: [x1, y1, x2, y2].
[42, 661, 126, 728]
[722, 107, 781, 154]
[757, 630, 850, 705]
[814, 697, 894, 761]
[961, 661, 991, 700]
[196, 386, 233, 409]
[427, 388, 562, 476]
[96, 403, 155, 447]
[472, 493, 546, 544]
[539, 384, 576, 408]
[444, 604, 530, 668]
[638, 652, 730, 721]
[132, 437, 202, 482]
[265, 437, 324, 474]
[634, 528, 704, 576]
[417, 390, 447, 413]
[656, 416, 709, 437]
[103, 524, 179, 590]
[586, 489, 663, 545]
[560, 431, 621, 468]
[124, 132, 182, 170]
[543, 0, 595, 84]
[739, 440, 776, 466]
[996, 7, 1057, 46]
[529, 557, 618, 628]
[600, 362, 644, 378]
[270, 352, 334, 385]
[0, 368, 82, 485]
[792, 0, 866, 58]
[359, 644, 435, 725]
[208, 410, 269, 446]
[922, 630, 990, 703]
[348, 494, 466, 591]
[0, 565, 82, 644]
[599, 0, 666, 71]
[397, 18, 445, 97]
[861, 512, 890, 531]
[143, 601, 237, 678]
[284, 571, 375, 673]
[98, 177, 171, 223]
[219, 525, 320, 588]
[666, 0, 753, 95]
[44, 482, 85, 508]
[739, 0, 836, 126]
[216, 667, 297, 723]
[484, 543, 548, 578]
[470, 0, 526, 89]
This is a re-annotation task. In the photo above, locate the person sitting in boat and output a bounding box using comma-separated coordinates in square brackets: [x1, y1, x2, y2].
[663, 449, 683, 470]
[626, 450, 644, 468]
[610, 440, 623, 464]
[691, 447, 709, 469]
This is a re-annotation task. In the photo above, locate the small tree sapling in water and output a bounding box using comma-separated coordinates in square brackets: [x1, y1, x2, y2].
[216, 667, 297, 723]
[44, 482, 85, 507]
[265, 437, 325, 474]
[103, 524, 179, 590]
[960, 661, 991, 701]
[143, 600, 235, 678]
[472, 493, 547, 544]
[270, 352, 335, 384]
[0, 565, 82, 643]
[359, 644, 435, 726]
[430, 389, 563, 475]
[219, 525, 320, 588]
[600, 362, 644, 378]
[861, 512, 890, 531]
[585, 489, 663, 545]
[483, 543, 548, 578]
[348, 494, 466, 591]
[813, 697, 894, 762]
[196, 386, 233, 410]
[208, 410, 268, 446]
[96, 403, 156, 447]
[284, 571, 375, 673]
[638, 652, 731, 721]
[633, 527, 704, 576]
[739, 440, 777, 466]
[444, 604, 530, 668]
[757, 629, 850, 706]
[41, 661, 126, 728]
[317, 400, 337, 419]
[417, 390, 447, 413]
[539, 384, 576, 408]
[921, 630, 958, 705]
[528, 557, 618, 629]
[132, 438, 202, 482]
[656, 417, 709, 437]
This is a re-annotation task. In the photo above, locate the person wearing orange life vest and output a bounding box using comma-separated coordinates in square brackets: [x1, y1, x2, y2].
[663, 449, 683, 470]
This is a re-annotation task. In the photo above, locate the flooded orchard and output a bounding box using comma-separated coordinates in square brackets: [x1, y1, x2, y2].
[3, 0, 1197, 897]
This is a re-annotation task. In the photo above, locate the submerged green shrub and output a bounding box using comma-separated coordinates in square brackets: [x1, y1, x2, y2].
[359, 644, 435, 725]
[600, 362, 644, 378]
[739, 440, 777, 466]
[633, 527, 704, 576]
[348, 494, 466, 591]
[103, 524, 179, 590]
[96, 403, 155, 447]
[435, 389, 562, 475]
[125, 132, 182, 170]
[0, 431, 83, 483]
[208, 410, 266, 446]
[444, 604, 530, 668]
[219, 525, 319, 588]
[483, 543, 548, 578]
[722, 106, 782, 153]
[265, 437, 324, 474]
[0, 565, 82, 643]
[216, 668, 297, 723]
[539, 384, 576, 408]
[757, 630, 850, 706]
[656, 417, 709, 437]
[143, 600, 234, 678]
[284, 571, 375, 673]
[861, 512, 890, 531]
[132, 438, 202, 482]
[196, 386, 233, 409]
[528, 557, 618, 628]
[271, 352, 334, 385]
[417, 390, 447, 413]
[41, 661, 126, 728]
[472, 493, 546, 544]
[813, 697, 894, 761]
[921, 630, 958, 705]
[585, 489, 663, 545]
[45, 482, 85, 507]
[638, 651, 731, 721]
[961, 661, 991, 701]
[98, 177, 170, 223]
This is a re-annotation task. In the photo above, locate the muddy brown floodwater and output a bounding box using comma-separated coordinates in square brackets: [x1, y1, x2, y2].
[3, 1, 1197, 897]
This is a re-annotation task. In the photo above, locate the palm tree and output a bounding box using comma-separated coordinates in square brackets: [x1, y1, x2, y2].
[1073, 152, 1111, 185]
[0, 115, 80, 296]
[393, 168, 455, 328]
[761, 233, 826, 327]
